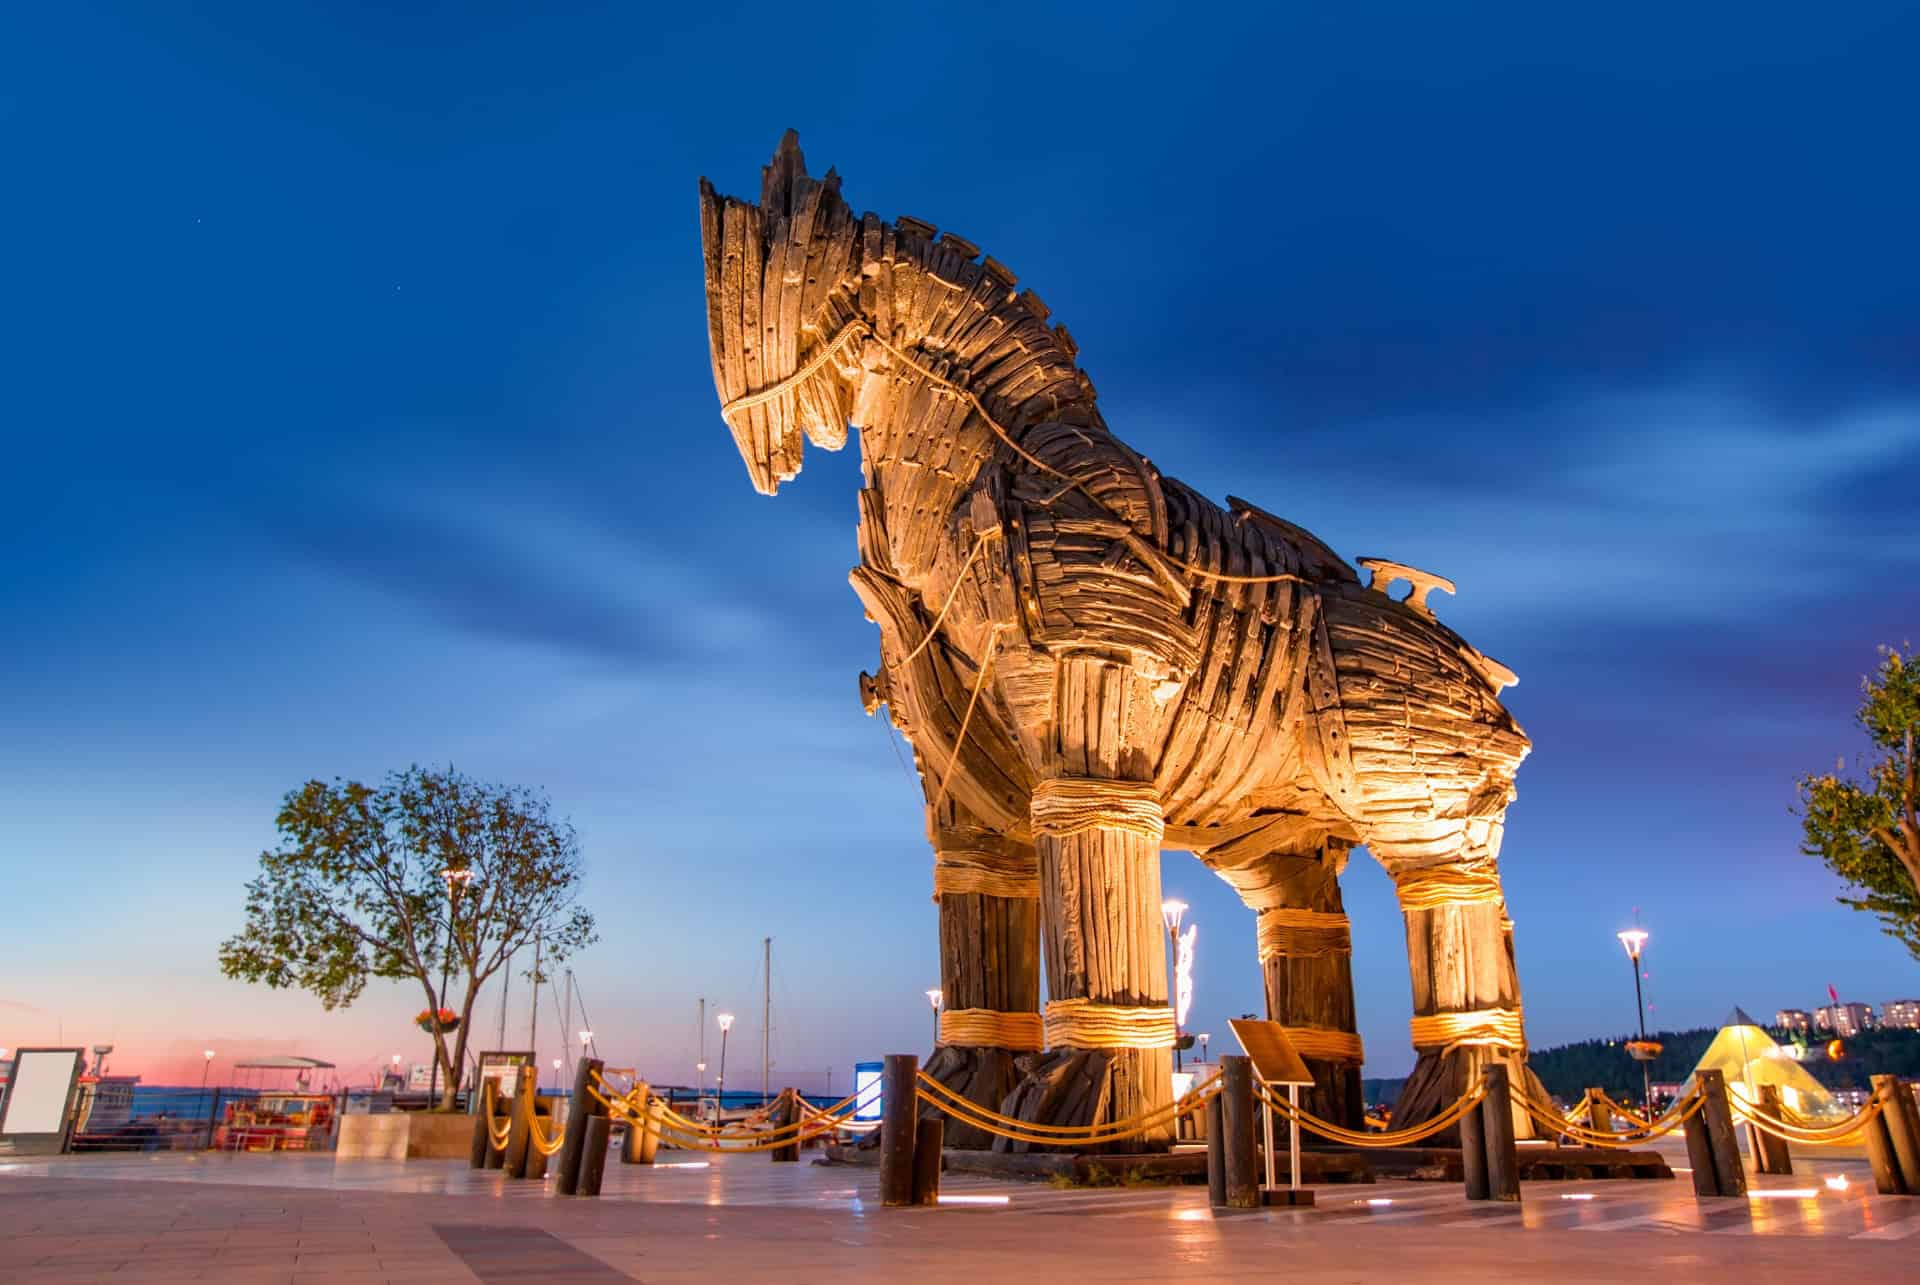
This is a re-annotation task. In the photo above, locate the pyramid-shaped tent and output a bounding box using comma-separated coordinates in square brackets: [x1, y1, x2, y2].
[1677, 1007, 1843, 1119]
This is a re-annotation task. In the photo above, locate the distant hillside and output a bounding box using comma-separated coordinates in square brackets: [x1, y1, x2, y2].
[1528, 1026, 1920, 1101]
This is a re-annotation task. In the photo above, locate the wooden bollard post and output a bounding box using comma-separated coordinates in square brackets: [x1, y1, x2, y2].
[1205, 1092, 1226, 1208]
[578, 1115, 611, 1197]
[1680, 1085, 1722, 1197]
[1459, 1080, 1490, 1201]
[640, 1097, 665, 1164]
[879, 1054, 918, 1208]
[1862, 1077, 1909, 1195]
[912, 1115, 944, 1205]
[1585, 1088, 1613, 1137]
[771, 1089, 801, 1163]
[469, 1095, 493, 1169]
[555, 1057, 604, 1196]
[1219, 1055, 1260, 1210]
[504, 1065, 537, 1178]
[1696, 1069, 1747, 1197]
[620, 1081, 651, 1164]
[1872, 1074, 1920, 1194]
[526, 1099, 553, 1181]
[1480, 1064, 1520, 1203]
[1751, 1085, 1793, 1176]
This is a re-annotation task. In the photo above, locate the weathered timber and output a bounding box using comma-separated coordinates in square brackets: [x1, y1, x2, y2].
[912, 1116, 944, 1205]
[1480, 1064, 1520, 1203]
[578, 1115, 610, 1197]
[880, 1054, 918, 1207]
[503, 1065, 536, 1179]
[698, 133, 1538, 1146]
[554, 1056, 602, 1197]
[1219, 1056, 1259, 1209]
[1873, 1074, 1920, 1193]
[1695, 1069, 1748, 1197]
[1752, 1084, 1793, 1176]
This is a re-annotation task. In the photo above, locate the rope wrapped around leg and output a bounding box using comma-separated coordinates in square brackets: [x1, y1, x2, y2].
[1278, 1025, 1366, 1065]
[938, 1008, 1044, 1050]
[1392, 863, 1505, 911]
[1043, 998, 1177, 1050]
[1409, 1007, 1525, 1054]
[1256, 907, 1351, 960]
[1029, 778, 1164, 845]
[931, 847, 1039, 901]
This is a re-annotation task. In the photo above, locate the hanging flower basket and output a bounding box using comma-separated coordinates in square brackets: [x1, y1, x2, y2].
[415, 1008, 461, 1035]
[1624, 1039, 1662, 1062]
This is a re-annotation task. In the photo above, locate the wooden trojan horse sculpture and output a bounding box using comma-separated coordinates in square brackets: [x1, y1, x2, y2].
[699, 133, 1542, 1150]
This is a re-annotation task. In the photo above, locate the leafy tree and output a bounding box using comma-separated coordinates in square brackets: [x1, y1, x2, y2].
[1798, 645, 1920, 962]
[219, 767, 598, 1108]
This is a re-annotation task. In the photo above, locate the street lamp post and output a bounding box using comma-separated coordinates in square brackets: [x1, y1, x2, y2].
[926, 988, 943, 1047]
[1161, 899, 1188, 1072]
[200, 1049, 215, 1094]
[390, 1054, 402, 1091]
[551, 1058, 563, 1091]
[1617, 928, 1654, 1114]
[716, 1013, 735, 1125]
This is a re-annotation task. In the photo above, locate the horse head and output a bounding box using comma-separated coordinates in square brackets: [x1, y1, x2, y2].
[697, 130, 864, 495]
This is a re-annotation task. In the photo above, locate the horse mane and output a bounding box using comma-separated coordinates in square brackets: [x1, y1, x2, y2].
[755, 131, 1101, 433]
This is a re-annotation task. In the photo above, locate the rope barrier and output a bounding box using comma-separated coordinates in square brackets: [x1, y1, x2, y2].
[1257, 1079, 1490, 1148]
[1507, 1089, 1708, 1149]
[912, 1070, 1217, 1145]
[1729, 1093, 1886, 1145]
[479, 1083, 512, 1150]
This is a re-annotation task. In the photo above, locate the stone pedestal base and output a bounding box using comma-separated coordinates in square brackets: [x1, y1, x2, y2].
[336, 1112, 475, 1160]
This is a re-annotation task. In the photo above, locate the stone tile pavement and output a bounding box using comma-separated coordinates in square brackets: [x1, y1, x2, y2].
[3, 1146, 1918, 1282]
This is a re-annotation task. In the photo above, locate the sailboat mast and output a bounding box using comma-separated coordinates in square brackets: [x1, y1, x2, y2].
[528, 927, 541, 1057]
[698, 997, 706, 1089]
[762, 936, 771, 1106]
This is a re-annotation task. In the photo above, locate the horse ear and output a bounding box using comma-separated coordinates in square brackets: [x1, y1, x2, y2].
[761, 129, 809, 216]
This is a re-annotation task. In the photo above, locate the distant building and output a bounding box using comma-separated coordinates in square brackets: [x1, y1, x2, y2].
[1815, 1002, 1875, 1037]
[1883, 999, 1920, 1030]
[1775, 1008, 1812, 1033]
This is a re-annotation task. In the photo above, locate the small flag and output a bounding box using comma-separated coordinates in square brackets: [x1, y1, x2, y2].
[1827, 983, 1840, 1004]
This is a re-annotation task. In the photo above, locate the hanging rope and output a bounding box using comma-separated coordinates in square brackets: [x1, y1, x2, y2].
[718, 318, 1325, 588]
[1258, 1078, 1489, 1148]
[914, 1068, 1216, 1144]
[926, 624, 1006, 817]
[938, 1008, 1045, 1050]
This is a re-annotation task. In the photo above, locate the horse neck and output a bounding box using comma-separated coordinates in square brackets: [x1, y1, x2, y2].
[847, 246, 1101, 584]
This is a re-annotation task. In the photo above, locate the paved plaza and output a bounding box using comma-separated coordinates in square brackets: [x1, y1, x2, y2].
[4, 1145, 1918, 1282]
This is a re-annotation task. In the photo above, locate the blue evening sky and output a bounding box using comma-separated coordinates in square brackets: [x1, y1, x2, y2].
[3, 2, 1916, 1087]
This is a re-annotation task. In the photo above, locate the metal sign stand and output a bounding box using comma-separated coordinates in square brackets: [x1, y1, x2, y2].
[1228, 1019, 1315, 1207]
